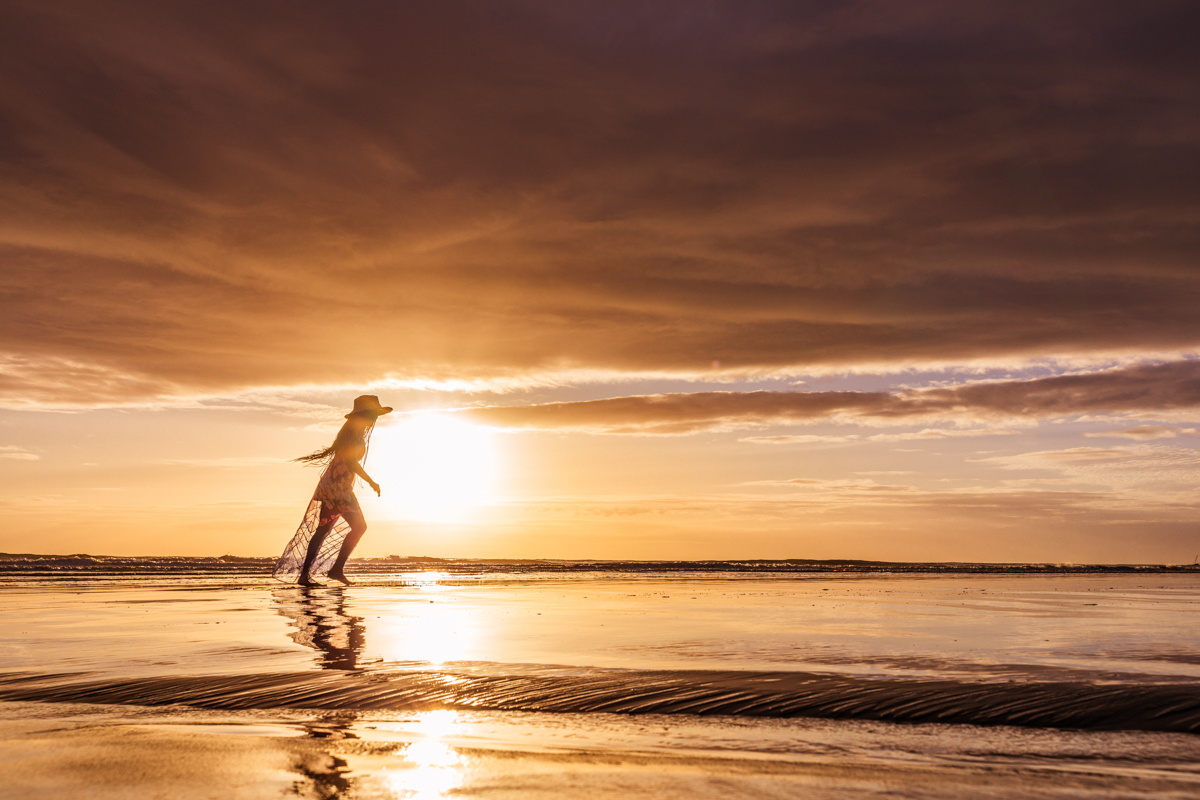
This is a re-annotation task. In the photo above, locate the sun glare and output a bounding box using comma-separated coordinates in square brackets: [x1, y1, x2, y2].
[368, 414, 497, 523]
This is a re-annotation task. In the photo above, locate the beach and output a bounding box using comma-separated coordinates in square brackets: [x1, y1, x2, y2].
[2, 559, 1199, 798]
[7, 2, 1200, 796]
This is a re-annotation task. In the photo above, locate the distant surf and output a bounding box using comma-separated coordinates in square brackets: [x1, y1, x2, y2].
[2, 553, 1197, 583]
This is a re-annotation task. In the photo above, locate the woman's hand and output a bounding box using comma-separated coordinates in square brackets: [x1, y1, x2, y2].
[368, 479, 381, 496]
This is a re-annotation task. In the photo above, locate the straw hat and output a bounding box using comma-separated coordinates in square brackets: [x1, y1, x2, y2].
[345, 395, 393, 419]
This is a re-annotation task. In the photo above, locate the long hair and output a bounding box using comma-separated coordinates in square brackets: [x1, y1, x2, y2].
[294, 416, 376, 468]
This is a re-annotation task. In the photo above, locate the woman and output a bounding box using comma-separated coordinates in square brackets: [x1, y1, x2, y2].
[273, 395, 392, 586]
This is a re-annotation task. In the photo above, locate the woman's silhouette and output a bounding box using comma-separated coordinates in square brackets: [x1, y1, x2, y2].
[273, 395, 391, 586]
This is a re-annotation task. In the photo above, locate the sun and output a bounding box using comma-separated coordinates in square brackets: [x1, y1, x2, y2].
[366, 414, 497, 523]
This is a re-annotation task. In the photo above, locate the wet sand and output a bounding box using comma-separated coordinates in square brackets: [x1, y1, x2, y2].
[2, 570, 1199, 797]
[5, 703, 1200, 799]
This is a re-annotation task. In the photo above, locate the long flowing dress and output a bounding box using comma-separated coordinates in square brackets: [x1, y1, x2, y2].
[273, 451, 363, 582]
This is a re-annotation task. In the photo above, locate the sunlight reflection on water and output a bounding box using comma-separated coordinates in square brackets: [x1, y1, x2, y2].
[378, 599, 478, 665]
[383, 711, 465, 799]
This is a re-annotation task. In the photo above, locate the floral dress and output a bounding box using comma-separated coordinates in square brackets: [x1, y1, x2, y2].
[313, 447, 364, 526]
[273, 443, 365, 582]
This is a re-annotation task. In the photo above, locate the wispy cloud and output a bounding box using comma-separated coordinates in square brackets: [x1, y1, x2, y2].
[982, 445, 1200, 490]
[867, 429, 1018, 442]
[1085, 425, 1198, 440]
[740, 434, 861, 444]
[0, 445, 38, 461]
[742, 478, 916, 493]
[158, 457, 289, 469]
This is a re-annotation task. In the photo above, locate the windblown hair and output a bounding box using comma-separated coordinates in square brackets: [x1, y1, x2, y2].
[294, 417, 375, 468]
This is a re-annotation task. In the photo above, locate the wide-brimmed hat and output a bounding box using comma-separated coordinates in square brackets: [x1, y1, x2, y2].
[345, 395, 393, 419]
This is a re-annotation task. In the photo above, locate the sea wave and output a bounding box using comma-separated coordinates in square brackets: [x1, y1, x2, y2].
[3, 667, 1197, 733]
[2, 554, 1197, 581]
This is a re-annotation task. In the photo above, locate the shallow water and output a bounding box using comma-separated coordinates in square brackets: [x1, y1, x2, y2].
[2, 565, 1199, 797]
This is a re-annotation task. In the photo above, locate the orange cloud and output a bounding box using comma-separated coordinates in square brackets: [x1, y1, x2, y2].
[0, 446, 38, 461]
[460, 360, 1200, 433]
[1084, 425, 1198, 440]
[741, 434, 862, 444]
[982, 444, 1200, 491]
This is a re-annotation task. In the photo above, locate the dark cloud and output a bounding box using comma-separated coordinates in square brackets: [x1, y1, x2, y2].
[460, 359, 1200, 432]
[2, 1, 1199, 400]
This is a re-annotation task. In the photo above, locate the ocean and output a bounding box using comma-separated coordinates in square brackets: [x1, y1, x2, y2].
[2, 556, 1199, 798]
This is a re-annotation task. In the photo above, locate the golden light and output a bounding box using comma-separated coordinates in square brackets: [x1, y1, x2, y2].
[368, 414, 497, 523]
[383, 712, 465, 799]
[374, 596, 480, 665]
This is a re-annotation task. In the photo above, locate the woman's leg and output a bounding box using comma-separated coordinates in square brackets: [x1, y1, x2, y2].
[327, 511, 367, 584]
[299, 517, 337, 585]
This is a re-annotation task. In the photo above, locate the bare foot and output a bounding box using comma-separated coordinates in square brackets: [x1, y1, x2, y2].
[327, 569, 353, 585]
[298, 574, 323, 588]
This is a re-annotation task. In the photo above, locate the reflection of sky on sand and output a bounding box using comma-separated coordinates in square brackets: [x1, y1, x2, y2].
[376, 601, 480, 666]
[6, 703, 1200, 799]
[282, 708, 473, 797]
[383, 572, 480, 664]
[337, 711, 467, 800]
[384, 739, 464, 799]
[273, 578, 486, 669]
[320, 707, 1200, 798]
[6, 575, 1200, 685]
[267, 575, 1200, 682]
[7, 576, 1200, 798]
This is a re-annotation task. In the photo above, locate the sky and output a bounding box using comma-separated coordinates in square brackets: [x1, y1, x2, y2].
[2, 0, 1199, 562]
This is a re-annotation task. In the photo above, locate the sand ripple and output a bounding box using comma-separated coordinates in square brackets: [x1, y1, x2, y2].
[2, 667, 1198, 732]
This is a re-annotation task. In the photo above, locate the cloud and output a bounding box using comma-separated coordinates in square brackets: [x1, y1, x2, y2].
[741, 428, 1018, 444]
[740, 434, 861, 444]
[462, 389, 891, 434]
[982, 444, 1200, 490]
[0, 445, 38, 461]
[1085, 425, 1198, 440]
[460, 360, 1200, 433]
[0, 2, 1199, 403]
[157, 457, 289, 469]
[744, 478, 915, 491]
[908, 361, 1200, 418]
[867, 428, 1018, 442]
[535, 482, 1200, 532]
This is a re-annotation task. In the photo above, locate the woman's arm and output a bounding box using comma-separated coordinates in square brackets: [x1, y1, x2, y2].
[348, 460, 380, 496]
[339, 444, 381, 496]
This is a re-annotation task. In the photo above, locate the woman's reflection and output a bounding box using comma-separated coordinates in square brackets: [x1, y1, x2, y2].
[273, 586, 365, 670]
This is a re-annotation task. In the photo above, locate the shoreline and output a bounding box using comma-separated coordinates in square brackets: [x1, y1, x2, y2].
[4, 553, 1200, 577]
